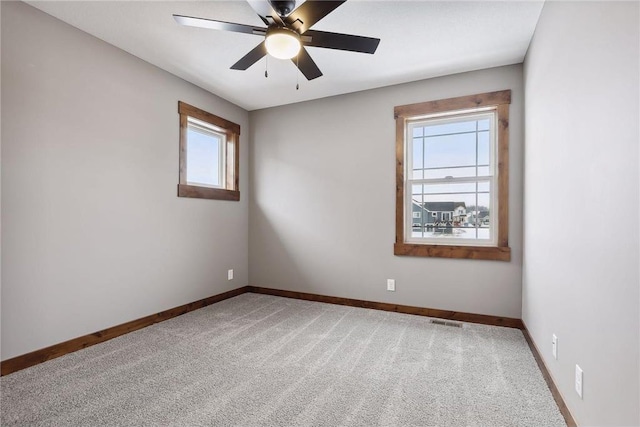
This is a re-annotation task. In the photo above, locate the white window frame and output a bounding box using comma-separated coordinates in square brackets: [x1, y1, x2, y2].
[185, 117, 226, 189]
[405, 109, 499, 247]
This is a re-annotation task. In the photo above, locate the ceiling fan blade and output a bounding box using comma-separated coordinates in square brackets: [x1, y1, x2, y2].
[285, 1, 346, 34]
[173, 15, 266, 36]
[266, 13, 286, 27]
[231, 42, 268, 70]
[293, 47, 323, 80]
[303, 29, 380, 54]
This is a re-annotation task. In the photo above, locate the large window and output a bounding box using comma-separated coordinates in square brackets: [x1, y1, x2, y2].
[178, 102, 240, 201]
[394, 91, 511, 261]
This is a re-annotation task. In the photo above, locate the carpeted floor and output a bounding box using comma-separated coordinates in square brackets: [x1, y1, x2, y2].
[1, 293, 566, 426]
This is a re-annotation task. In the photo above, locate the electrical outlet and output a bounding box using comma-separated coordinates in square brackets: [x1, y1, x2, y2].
[552, 334, 558, 360]
[575, 365, 583, 398]
[228, 269, 234, 280]
[386, 279, 396, 292]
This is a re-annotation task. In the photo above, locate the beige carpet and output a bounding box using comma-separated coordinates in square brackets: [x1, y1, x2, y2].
[1, 293, 566, 426]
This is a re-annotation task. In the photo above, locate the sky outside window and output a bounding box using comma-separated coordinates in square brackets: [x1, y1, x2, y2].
[186, 127, 221, 187]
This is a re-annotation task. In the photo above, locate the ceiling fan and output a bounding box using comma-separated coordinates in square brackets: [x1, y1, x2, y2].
[173, 0, 380, 81]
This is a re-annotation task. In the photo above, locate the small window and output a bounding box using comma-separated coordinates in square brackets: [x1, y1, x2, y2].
[186, 118, 225, 188]
[178, 102, 240, 201]
[394, 91, 511, 261]
[413, 212, 421, 219]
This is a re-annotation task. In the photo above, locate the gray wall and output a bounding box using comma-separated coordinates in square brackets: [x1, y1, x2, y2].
[523, 2, 639, 425]
[1, 1, 249, 360]
[249, 65, 524, 318]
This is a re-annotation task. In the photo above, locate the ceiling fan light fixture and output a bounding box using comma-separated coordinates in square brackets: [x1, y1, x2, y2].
[265, 27, 301, 60]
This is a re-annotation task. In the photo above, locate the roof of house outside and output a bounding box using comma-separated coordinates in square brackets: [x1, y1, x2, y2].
[469, 210, 490, 218]
[423, 202, 467, 212]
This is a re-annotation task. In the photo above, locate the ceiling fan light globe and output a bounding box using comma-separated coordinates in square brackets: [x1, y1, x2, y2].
[265, 30, 301, 60]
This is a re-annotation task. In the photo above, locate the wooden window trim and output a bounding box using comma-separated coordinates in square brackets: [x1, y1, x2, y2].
[394, 90, 511, 261]
[178, 101, 240, 201]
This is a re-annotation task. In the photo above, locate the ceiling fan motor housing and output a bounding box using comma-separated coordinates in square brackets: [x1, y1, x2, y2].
[270, 0, 296, 17]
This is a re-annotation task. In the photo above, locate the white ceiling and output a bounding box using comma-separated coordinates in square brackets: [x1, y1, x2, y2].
[27, 1, 545, 111]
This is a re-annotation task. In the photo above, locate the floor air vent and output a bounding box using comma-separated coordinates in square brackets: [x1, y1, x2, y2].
[430, 319, 463, 328]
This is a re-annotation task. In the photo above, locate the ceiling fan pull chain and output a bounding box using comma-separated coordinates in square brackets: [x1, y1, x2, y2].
[296, 54, 300, 90]
[265, 55, 268, 78]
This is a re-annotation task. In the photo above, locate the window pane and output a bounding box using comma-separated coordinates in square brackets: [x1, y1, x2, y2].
[478, 131, 490, 165]
[421, 190, 476, 206]
[424, 121, 476, 137]
[422, 182, 477, 194]
[468, 191, 492, 237]
[186, 127, 221, 187]
[424, 167, 477, 179]
[411, 115, 495, 182]
[476, 191, 491, 207]
[412, 138, 423, 170]
[477, 166, 491, 176]
[410, 181, 492, 241]
[478, 181, 490, 192]
[424, 133, 476, 168]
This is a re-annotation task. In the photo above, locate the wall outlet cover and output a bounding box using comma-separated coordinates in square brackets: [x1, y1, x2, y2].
[386, 279, 395, 291]
[228, 269, 234, 280]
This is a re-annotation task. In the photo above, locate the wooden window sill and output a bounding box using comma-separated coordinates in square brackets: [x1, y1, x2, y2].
[394, 243, 511, 261]
[178, 184, 240, 201]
